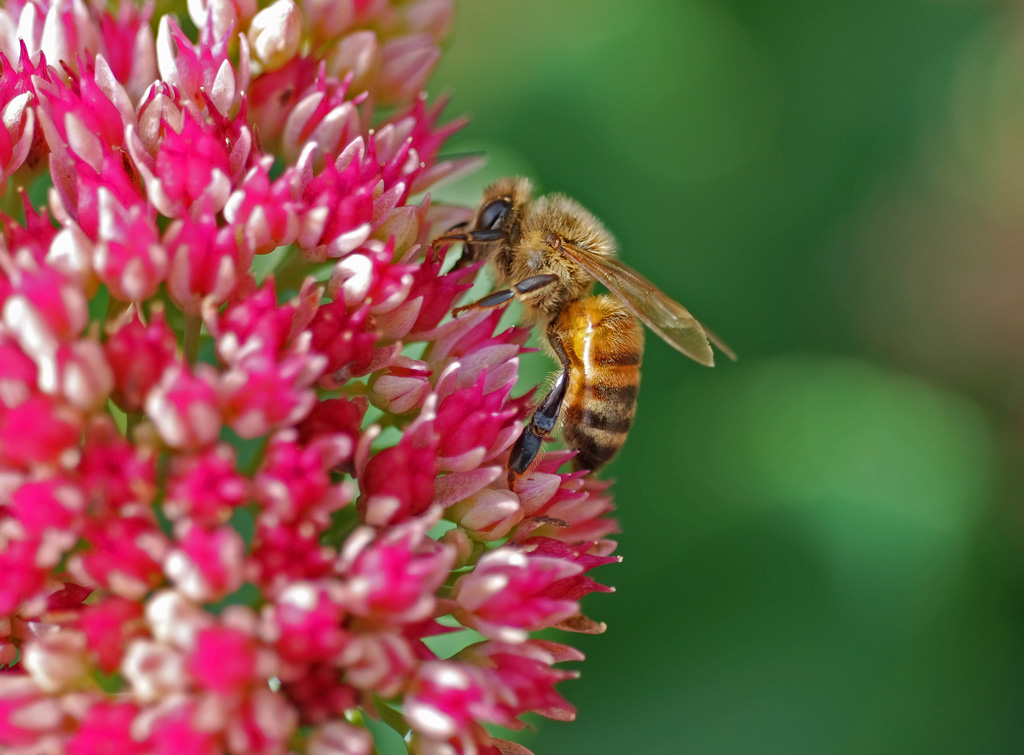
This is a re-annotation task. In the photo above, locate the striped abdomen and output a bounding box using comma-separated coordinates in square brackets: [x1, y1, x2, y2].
[553, 295, 644, 471]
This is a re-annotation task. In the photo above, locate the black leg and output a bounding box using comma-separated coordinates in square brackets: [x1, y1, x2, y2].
[507, 327, 572, 488]
[454, 274, 559, 316]
[431, 226, 506, 265]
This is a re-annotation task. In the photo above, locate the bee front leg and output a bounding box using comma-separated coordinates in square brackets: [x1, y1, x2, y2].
[453, 274, 559, 316]
[430, 227, 506, 264]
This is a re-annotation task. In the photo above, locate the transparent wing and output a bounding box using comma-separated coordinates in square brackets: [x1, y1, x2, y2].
[557, 242, 734, 366]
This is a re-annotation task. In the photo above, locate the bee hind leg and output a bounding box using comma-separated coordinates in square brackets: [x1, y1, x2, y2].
[507, 331, 571, 489]
[454, 274, 559, 316]
[507, 369, 568, 489]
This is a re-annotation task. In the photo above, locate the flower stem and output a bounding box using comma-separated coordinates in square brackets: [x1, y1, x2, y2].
[105, 295, 130, 326]
[183, 313, 201, 366]
[274, 248, 315, 291]
[126, 412, 143, 437]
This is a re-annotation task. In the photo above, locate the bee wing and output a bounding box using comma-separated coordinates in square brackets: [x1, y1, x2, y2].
[557, 242, 733, 366]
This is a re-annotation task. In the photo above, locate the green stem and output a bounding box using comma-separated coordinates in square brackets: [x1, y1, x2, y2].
[0, 186, 20, 217]
[183, 313, 201, 366]
[273, 248, 313, 291]
[126, 412, 143, 437]
[104, 295, 130, 330]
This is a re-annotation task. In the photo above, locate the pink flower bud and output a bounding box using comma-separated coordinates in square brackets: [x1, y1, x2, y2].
[306, 720, 373, 755]
[121, 640, 188, 702]
[73, 515, 169, 599]
[223, 161, 302, 254]
[327, 242, 416, 312]
[254, 431, 352, 525]
[165, 444, 250, 526]
[304, 0, 356, 46]
[307, 300, 376, 387]
[94, 191, 167, 302]
[155, 16, 248, 114]
[405, 661, 495, 740]
[23, 628, 91, 692]
[459, 640, 579, 724]
[46, 223, 95, 295]
[296, 397, 365, 454]
[186, 624, 259, 695]
[55, 339, 114, 412]
[67, 701, 147, 755]
[0, 92, 35, 194]
[187, 0, 258, 42]
[79, 417, 157, 511]
[281, 665, 359, 725]
[164, 213, 244, 316]
[249, 521, 335, 592]
[434, 373, 517, 471]
[221, 341, 325, 438]
[247, 56, 320, 147]
[368, 356, 432, 414]
[4, 261, 88, 346]
[0, 394, 82, 469]
[452, 549, 582, 644]
[324, 30, 379, 93]
[338, 632, 415, 697]
[0, 539, 49, 616]
[359, 432, 438, 526]
[339, 516, 453, 623]
[404, 0, 454, 39]
[104, 308, 179, 414]
[10, 478, 84, 545]
[283, 82, 362, 162]
[145, 701, 222, 755]
[77, 596, 146, 674]
[448, 488, 523, 541]
[248, 0, 303, 71]
[0, 676, 70, 747]
[406, 253, 475, 335]
[269, 582, 349, 667]
[165, 524, 246, 602]
[144, 112, 238, 218]
[145, 366, 223, 450]
[225, 686, 298, 755]
[378, 34, 440, 105]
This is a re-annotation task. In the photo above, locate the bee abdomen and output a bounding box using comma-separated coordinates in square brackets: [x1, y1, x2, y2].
[565, 400, 637, 470]
[576, 405, 634, 434]
[556, 295, 644, 472]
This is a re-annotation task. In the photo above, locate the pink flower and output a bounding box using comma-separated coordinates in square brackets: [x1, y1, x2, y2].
[164, 444, 249, 526]
[339, 514, 453, 623]
[104, 308, 179, 414]
[359, 430, 438, 525]
[269, 583, 349, 668]
[405, 660, 499, 740]
[452, 548, 583, 643]
[0, 2, 620, 754]
[144, 366, 223, 450]
[67, 700, 147, 755]
[76, 596, 145, 674]
[165, 524, 246, 602]
[186, 624, 261, 695]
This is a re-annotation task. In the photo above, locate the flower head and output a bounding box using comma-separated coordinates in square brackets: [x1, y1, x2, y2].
[0, 2, 619, 753]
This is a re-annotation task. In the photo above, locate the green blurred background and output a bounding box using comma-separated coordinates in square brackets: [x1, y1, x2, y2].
[429, 1, 1024, 753]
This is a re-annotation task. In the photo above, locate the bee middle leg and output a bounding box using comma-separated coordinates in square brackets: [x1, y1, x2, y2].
[507, 328, 571, 489]
[453, 274, 559, 316]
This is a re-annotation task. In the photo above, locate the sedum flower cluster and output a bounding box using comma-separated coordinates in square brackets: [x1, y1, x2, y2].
[0, 1, 620, 753]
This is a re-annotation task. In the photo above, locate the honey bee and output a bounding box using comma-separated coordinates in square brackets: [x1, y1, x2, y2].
[434, 176, 733, 488]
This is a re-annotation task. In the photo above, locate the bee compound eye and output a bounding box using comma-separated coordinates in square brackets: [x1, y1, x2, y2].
[479, 198, 510, 230]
